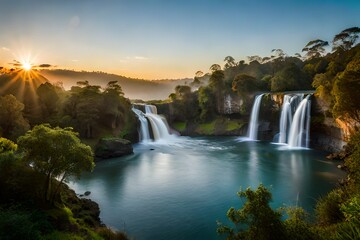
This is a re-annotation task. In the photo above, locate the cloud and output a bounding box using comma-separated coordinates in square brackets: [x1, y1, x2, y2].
[134, 56, 148, 60]
[9, 60, 22, 67]
[37, 64, 53, 68]
[1, 47, 10, 51]
[71, 59, 79, 62]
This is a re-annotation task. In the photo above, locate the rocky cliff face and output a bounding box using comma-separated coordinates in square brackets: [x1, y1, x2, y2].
[154, 93, 355, 153]
[310, 98, 348, 152]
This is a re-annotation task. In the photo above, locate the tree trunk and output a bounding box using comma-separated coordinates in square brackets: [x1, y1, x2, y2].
[51, 173, 66, 203]
[44, 172, 52, 202]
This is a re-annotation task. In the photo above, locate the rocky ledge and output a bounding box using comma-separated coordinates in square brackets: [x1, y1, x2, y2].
[95, 137, 133, 160]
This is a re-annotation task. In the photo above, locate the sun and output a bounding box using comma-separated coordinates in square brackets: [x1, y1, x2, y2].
[22, 62, 32, 71]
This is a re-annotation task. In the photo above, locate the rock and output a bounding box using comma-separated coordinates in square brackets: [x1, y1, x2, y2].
[84, 191, 91, 196]
[95, 137, 133, 159]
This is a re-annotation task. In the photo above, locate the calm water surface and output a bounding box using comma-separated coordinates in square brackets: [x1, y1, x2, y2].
[70, 136, 344, 240]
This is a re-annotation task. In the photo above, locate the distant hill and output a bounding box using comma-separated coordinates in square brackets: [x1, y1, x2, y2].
[0, 69, 48, 102]
[40, 69, 192, 100]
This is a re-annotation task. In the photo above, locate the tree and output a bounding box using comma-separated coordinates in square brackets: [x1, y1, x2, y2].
[209, 64, 221, 73]
[302, 39, 329, 59]
[0, 94, 30, 140]
[247, 55, 262, 63]
[217, 184, 285, 240]
[190, 71, 204, 88]
[101, 81, 127, 129]
[271, 49, 287, 60]
[271, 63, 310, 92]
[36, 82, 60, 119]
[332, 27, 360, 52]
[209, 69, 225, 113]
[0, 137, 17, 154]
[62, 82, 102, 138]
[232, 74, 259, 96]
[198, 86, 216, 121]
[224, 56, 236, 69]
[332, 58, 360, 122]
[17, 124, 94, 202]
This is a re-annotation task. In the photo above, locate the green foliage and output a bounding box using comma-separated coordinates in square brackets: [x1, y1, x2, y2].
[283, 207, 319, 240]
[169, 85, 199, 122]
[209, 69, 225, 114]
[97, 227, 129, 240]
[226, 121, 242, 132]
[17, 124, 94, 202]
[333, 221, 360, 240]
[0, 208, 42, 240]
[36, 82, 60, 119]
[61, 80, 135, 139]
[198, 86, 216, 121]
[316, 189, 345, 225]
[217, 184, 285, 240]
[341, 195, 360, 222]
[332, 58, 360, 122]
[343, 131, 360, 189]
[173, 122, 186, 132]
[232, 74, 259, 96]
[0, 94, 30, 140]
[271, 63, 311, 92]
[0, 137, 17, 154]
[196, 121, 216, 135]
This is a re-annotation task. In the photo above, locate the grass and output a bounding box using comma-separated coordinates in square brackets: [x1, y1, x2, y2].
[196, 121, 216, 135]
[173, 122, 186, 131]
[226, 120, 242, 131]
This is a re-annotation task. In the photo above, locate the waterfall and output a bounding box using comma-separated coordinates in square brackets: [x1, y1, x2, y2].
[248, 94, 264, 140]
[132, 108, 151, 142]
[278, 94, 304, 144]
[287, 95, 312, 148]
[224, 94, 232, 114]
[145, 105, 158, 114]
[133, 104, 174, 142]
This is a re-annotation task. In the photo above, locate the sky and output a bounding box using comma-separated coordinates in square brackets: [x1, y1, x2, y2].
[0, 0, 359, 80]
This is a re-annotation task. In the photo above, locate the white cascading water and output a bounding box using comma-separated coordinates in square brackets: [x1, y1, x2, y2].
[133, 104, 174, 142]
[145, 105, 157, 115]
[132, 108, 151, 142]
[278, 94, 304, 144]
[287, 95, 311, 148]
[224, 94, 232, 114]
[248, 94, 264, 140]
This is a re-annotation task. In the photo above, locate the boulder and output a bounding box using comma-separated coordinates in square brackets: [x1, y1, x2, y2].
[95, 137, 133, 159]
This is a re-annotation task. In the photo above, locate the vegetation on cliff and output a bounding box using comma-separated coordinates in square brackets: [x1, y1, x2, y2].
[0, 128, 129, 239]
[164, 27, 359, 139]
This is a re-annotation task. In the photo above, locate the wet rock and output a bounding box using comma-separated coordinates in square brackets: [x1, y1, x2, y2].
[95, 137, 133, 160]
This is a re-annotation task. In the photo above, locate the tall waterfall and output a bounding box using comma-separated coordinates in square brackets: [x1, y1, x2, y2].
[248, 94, 264, 140]
[278, 94, 304, 144]
[133, 104, 174, 142]
[278, 94, 311, 148]
[132, 108, 151, 142]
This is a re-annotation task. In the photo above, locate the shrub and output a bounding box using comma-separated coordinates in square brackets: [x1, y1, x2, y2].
[316, 189, 345, 225]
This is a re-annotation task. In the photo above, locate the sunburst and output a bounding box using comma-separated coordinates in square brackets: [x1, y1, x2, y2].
[22, 62, 32, 71]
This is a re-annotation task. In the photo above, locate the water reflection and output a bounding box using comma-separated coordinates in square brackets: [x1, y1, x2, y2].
[70, 137, 345, 240]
